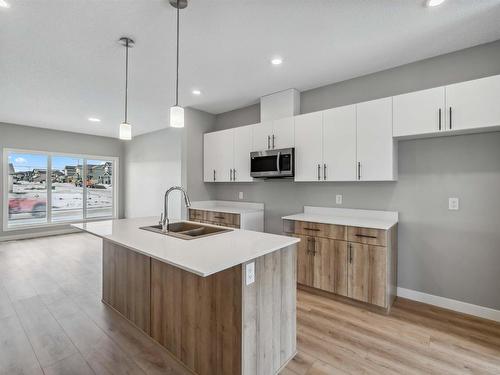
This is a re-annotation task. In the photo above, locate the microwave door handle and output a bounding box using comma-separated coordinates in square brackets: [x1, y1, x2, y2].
[276, 152, 281, 174]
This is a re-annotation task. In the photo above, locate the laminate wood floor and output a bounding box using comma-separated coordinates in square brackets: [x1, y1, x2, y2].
[0, 233, 499, 375]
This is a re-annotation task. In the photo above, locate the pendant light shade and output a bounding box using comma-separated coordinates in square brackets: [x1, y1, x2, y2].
[169, 0, 186, 128]
[118, 37, 134, 140]
[169, 106, 184, 128]
[119, 122, 132, 140]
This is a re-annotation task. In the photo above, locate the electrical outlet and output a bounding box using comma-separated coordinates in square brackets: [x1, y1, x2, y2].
[336, 194, 343, 205]
[448, 197, 459, 210]
[239, 191, 244, 200]
[245, 262, 255, 285]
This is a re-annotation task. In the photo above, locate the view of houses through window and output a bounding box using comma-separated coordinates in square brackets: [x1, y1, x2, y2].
[6, 150, 116, 229]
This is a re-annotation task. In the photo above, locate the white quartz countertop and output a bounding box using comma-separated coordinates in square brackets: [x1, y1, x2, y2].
[189, 200, 264, 214]
[282, 207, 398, 230]
[72, 217, 298, 277]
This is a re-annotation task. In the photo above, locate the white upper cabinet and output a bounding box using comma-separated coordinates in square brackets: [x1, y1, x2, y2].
[214, 129, 234, 182]
[252, 117, 294, 151]
[393, 87, 445, 137]
[356, 98, 397, 181]
[203, 132, 217, 182]
[233, 125, 253, 182]
[204, 126, 253, 183]
[272, 117, 294, 149]
[252, 121, 273, 151]
[294, 111, 323, 182]
[323, 105, 357, 181]
[445, 74, 500, 131]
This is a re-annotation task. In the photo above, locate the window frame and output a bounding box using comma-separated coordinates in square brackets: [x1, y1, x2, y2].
[3, 148, 119, 232]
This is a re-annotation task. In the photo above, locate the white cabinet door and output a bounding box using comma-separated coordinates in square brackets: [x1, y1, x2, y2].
[272, 117, 294, 149]
[233, 125, 253, 182]
[294, 111, 323, 182]
[393, 87, 445, 137]
[203, 132, 217, 182]
[212, 129, 234, 182]
[323, 105, 357, 181]
[252, 121, 273, 151]
[356, 98, 396, 181]
[445, 74, 500, 131]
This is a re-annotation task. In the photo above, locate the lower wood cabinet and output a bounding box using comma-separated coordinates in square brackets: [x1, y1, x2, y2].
[285, 220, 397, 311]
[189, 208, 241, 228]
[296, 235, 348, 297]
[348, 242, 387, 307]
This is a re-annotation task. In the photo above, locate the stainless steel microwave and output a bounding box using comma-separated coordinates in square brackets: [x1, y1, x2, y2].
[250, 148, 294, 178]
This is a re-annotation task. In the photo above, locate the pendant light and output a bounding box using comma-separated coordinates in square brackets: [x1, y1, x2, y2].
[119, 37, 134, 140]
[169, 0, 187, 128]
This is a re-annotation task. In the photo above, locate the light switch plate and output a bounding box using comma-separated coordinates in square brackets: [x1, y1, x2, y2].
[239, 191, 244, 200]
[448, 197, 459, 210]
[336, 194, 343, 205]
[245, 262, 255, 285]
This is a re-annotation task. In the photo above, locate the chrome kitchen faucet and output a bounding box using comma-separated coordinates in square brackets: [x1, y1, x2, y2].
[160, 186, 191, 232]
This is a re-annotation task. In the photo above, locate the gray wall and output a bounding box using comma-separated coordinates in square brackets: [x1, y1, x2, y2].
[124, 127, 182, 220]
[0, 122, 124, 239]
[211, 40, 500, 310]
[182, 107, 217, 205]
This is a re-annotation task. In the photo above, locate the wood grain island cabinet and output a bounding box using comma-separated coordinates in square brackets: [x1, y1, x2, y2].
[75, 217, 299, 375]
[283, 207, 398, 311]
[188, 200, 265, 232]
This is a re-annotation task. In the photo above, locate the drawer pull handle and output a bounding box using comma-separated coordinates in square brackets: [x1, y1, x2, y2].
[355, 234, 378, 239]
[214, 216, 226, 219]
[303, 227, 320, 231]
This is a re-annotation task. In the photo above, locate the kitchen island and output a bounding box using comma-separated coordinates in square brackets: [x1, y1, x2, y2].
[73, 217, 299, 375]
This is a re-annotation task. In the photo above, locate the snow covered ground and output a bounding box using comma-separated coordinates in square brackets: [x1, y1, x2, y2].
[8, 182, 113, 226]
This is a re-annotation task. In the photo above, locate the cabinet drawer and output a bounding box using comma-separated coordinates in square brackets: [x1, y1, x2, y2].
[347, 227, 387, 247]
[206, 211, 240, 227]
[283, 220, 345, 240]
[188, 209, 207, 221]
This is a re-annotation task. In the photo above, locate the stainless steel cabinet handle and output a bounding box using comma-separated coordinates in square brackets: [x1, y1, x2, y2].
[230, 169, 233, 181]
[323, 164, 327, 180]
[213, 169, 216, 181]
[267, 135, 271, 149]
[233, 169, 236, 181]
[355, 234, 377, 239]
[449, 107, 452, 129]
[317, 164, 321, 181]
[272, 134, 275, 149]
[349, 243, 353, 264]
[357, 162, 361, 180]
[438, 108, 442, 131]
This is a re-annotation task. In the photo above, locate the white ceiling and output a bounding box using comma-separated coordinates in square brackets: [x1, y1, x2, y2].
[1, 0, 500, 138]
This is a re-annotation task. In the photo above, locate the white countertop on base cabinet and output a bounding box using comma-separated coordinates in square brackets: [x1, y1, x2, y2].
[282, 206, 398, 230]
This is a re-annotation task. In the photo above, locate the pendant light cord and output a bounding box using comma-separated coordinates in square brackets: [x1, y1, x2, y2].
[175, 0, 180, 106]
[124, 38, 129, 123]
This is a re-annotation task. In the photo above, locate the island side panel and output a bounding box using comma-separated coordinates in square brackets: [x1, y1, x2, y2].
[150, 259, 242, 375]
[102, 240, 151, 334]
[242, 244, 297, 375]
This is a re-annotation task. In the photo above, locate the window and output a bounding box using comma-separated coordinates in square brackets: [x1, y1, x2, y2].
[86, 159, 114, 219]
[4, 149, 118, 230]
[7, 152, 48, 227]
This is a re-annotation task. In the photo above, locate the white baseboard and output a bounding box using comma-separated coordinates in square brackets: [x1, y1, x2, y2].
[397, 287, 500, 323]
[0, 228, 80, 242]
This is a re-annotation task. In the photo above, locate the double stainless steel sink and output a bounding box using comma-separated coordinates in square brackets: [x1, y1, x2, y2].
[140, 221, 232, 240]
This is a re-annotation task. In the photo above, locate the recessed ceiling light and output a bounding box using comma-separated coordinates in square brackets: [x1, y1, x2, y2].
[192, 89, 201, 95]
[271, 57, 283, 66]
[88, 117, 101, 123]
[426, 0, 446, 7]
[0, 0, 11, 8]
